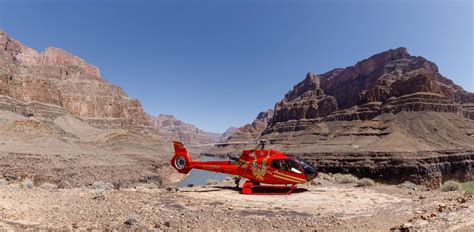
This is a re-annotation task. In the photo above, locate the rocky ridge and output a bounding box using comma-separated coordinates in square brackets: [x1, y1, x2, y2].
[266, 47, 474, 133]
[150, 114, 220, 145]
[214, 48, 474, 187]
[226, 109, 274, 142]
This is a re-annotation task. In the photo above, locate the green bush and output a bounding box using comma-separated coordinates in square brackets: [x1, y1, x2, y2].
[356, 178, 375, 187]
[461, 181, 474, 194]
[439, 181, 461, 192]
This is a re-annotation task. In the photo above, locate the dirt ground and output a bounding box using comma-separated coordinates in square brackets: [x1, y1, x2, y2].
[0, 178, 472, 231]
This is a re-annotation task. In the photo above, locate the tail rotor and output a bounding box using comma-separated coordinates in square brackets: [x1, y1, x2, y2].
[170, 141, 192, 174]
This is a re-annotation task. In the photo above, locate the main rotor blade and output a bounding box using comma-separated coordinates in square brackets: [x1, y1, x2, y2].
[187, 141, 255, 148]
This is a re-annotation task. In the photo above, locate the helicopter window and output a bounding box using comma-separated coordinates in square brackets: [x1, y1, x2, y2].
[289, 159, 302, 174]
[272, 159, 302, 174]
[271, 159, 290, 172]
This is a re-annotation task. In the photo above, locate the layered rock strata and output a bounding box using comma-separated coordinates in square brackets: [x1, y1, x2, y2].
[0, 30, 149, 129]
[216, 48, 474, 187]
[150, 114, 220, 145]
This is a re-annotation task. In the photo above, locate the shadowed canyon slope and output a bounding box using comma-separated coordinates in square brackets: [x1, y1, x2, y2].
[212, 48, 474, 187]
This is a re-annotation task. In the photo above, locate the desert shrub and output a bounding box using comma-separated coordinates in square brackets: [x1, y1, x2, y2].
[439, 181, 461, 192]
[92, 189, 106, 200]
[356, 178, 375, 187]
[335, 174, 358, 184]
[93, 181, 114, 190]
[318, 173, 335, 181]
[19, 178, 34, 189]
[399, 181, 417, 189]
[124, 213, 139, 226]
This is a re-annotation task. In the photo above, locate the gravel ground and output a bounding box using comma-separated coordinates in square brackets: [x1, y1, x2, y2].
[0, 178, 472, 231]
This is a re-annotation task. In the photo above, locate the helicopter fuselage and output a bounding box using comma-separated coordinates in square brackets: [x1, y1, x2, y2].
[171, 141, 317, 185]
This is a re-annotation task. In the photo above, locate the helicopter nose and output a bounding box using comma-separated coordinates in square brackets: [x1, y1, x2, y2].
[304, 164, 317, 181]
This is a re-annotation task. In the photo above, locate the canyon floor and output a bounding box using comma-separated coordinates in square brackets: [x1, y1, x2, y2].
[0, 177, 473, 231]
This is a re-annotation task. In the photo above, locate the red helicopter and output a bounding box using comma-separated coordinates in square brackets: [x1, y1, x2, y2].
[170, 140, 318, 194]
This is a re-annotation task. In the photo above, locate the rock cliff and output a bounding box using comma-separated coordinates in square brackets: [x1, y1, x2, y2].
[266, 47, 474, 131]
[213, 48, 474, 187]
[0, 30, 149, 129]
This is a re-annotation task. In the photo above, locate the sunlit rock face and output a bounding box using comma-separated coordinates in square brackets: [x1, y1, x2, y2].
[213, 47, 474, 187]
[265, 47, 474, 133]
[0, 30, 149, 129]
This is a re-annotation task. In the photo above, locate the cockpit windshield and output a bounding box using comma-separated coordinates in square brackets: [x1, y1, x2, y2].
[295, 158, 316, 175]
[294, 157, 317, 181]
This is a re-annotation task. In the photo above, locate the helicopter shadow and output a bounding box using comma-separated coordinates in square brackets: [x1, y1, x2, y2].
[213, 186, 309, 195]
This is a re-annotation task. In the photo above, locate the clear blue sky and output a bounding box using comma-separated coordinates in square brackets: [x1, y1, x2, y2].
[0, 0, 472, 133]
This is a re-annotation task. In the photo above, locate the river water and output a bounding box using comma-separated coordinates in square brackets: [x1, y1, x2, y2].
[178, 156, 231, 187]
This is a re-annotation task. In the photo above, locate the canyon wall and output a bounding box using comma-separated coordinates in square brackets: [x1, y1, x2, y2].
[215, 48, 474, 187]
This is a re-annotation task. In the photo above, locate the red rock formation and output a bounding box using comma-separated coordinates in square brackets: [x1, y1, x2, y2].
[211, 48, 474, 187]
[149, 114, 220, 145]
[0, 30, 149, 129]
[265, 47, 474, 131]
[267, 73, 337, 133]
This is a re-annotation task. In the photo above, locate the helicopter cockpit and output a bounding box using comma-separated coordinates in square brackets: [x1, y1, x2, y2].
[271, 157, 317, 181]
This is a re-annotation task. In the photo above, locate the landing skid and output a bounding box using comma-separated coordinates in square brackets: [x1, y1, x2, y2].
[241, 180, 299, 195]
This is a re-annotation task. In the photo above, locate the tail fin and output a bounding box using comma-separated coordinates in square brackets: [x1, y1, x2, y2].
[170, 141, 192, 174]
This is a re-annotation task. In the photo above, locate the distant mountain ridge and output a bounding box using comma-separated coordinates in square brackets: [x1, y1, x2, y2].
[150, 114, 221, 145]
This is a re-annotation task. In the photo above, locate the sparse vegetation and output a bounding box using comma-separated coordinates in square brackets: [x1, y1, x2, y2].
[461, 181, 474, 194]
[19, 178, 34, 189]
[92, 189, 106, 200]
[124, 213, 139, 226]
[439, 181, 461, 192]
[399, 181, 417, 189]
[356, 178, 375, 187]
[318, 173, 335, 181]
[93, 181, 114, 190]
[335, 174, 358, 184]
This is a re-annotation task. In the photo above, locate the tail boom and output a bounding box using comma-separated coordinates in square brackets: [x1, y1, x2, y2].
[170, 141, 241, 176]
